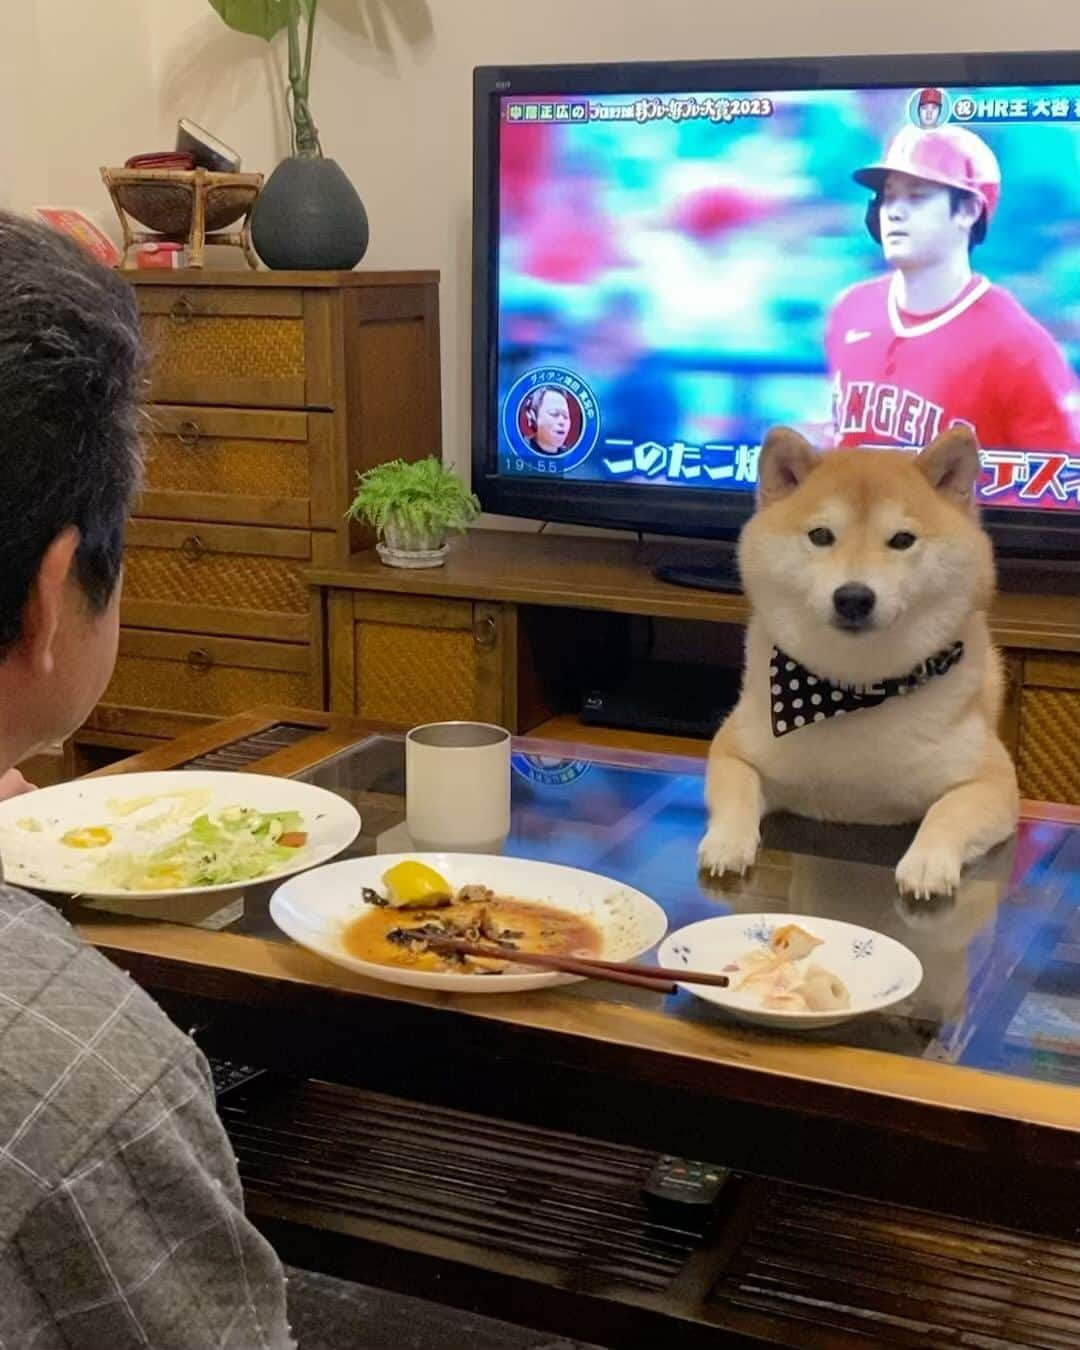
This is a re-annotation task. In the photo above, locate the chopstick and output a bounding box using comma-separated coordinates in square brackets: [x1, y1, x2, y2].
[426, 937, 730, 994]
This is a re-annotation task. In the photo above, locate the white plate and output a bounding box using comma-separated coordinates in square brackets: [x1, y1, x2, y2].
[659, 914, 923, 1029]
[269, 853, 669, 993]
[0, 771, 360, 900]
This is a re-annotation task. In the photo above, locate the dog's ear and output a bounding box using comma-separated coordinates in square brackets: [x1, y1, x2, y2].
[757, 428, 821, 506]
[917, 427, 980, 508]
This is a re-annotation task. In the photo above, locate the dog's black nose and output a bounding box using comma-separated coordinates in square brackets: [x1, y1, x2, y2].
[833, 583, 876, 627]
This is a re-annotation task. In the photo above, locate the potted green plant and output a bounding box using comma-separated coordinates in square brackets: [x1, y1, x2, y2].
[207, 0, 369, 269]
[347, 457, 481, 568]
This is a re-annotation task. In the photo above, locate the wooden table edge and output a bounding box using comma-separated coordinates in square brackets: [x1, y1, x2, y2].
[76, 916, 1080, 1142]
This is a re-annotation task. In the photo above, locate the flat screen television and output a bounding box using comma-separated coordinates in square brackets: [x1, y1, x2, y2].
[472, 51, 1080, 578]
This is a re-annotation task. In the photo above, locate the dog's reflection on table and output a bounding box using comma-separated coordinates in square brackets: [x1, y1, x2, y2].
[698, 812, 1014, 1033]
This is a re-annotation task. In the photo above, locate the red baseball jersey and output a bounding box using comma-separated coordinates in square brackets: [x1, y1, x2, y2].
[826, 273, 1080, 452]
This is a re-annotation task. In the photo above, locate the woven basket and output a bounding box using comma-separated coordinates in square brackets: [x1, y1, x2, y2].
[106, 170, 259, 232]
[101, 166, 263, 268]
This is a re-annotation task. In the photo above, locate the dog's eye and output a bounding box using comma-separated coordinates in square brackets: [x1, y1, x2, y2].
[807, 527, 835, 547]
[888, 531, 917, 550]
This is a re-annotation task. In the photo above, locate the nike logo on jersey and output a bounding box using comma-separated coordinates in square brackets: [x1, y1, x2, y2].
[844, 329, 872, 345]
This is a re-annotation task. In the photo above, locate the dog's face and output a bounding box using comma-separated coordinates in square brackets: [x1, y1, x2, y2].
[738, 427, 994, 682]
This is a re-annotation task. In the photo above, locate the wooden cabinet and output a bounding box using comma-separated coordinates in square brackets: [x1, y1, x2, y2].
[1017, 654, 1080, 804]
[326, 592, 515, 728]
[73, 269, 440, 767]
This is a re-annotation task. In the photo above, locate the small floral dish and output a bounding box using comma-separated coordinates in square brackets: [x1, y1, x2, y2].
[658, 913, 923, 1029]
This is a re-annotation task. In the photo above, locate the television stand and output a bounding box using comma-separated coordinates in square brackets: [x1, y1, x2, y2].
[653, 551, 740, 593]
[306, 529, 1080, 803]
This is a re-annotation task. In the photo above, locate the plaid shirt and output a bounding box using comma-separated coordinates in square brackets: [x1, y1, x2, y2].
[0, 883, 294, 1349]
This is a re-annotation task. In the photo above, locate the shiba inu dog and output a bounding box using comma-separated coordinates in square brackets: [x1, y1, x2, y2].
[699, 426, 1019, 898]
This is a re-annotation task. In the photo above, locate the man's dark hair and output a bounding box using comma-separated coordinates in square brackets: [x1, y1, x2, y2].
[0, 213, 143, 656]
[948, 186, 987, 248]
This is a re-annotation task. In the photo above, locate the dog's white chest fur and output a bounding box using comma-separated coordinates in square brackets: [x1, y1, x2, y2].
[729, 619, 991, 825]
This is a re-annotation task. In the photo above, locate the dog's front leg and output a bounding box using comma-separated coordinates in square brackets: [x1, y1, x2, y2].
[895, 744, 1019, 899]
[699, 737, 765, 878]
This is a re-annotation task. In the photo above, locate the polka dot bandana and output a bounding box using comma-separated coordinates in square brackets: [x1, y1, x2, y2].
[769, 641, 965, 737]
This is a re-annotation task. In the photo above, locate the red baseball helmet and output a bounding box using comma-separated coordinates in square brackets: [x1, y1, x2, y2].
[854, 124, 1002, 225]
[918, 87, 944, 110]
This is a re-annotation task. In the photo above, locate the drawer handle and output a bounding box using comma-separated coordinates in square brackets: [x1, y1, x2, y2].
[187, 648, 213, 675]
[180, 534, 206, 563]
[170, 296, 195, 324]
[473, 616, 497, 650]
[176, 418, 201, 448]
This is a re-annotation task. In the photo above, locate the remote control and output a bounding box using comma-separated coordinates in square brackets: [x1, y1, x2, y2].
[207, 1056, 268, 1100]
[642, 1156, 734, 1213]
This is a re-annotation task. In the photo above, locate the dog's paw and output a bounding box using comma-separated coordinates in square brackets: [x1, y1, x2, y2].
[895, 840, 962, 901]
[698, 825, 760, 879]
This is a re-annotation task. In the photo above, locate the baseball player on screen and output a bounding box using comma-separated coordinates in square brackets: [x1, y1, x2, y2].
[826, 123, 1080, 452]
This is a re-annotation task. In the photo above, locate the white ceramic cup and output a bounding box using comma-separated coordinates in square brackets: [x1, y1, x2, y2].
[405, 721, 512, 853]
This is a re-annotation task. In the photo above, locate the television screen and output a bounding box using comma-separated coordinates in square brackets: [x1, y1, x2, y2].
[489, 77, 1080, 517]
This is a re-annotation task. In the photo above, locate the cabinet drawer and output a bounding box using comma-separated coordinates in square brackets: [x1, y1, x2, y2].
[122, 520, 313, 642]
[137, 287, 332, 408]
[1019, 654, 1080, 804]
[139, 406, 336, 529]
[98, 630, 315, 723]
[329, 592, 511, 728]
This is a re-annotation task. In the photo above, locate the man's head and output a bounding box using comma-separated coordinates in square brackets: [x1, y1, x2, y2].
[0, 213, 143, 762]
[854, 126, 1001, 260]
[917, 88, 944, 128]
[524, 385, 572, 453]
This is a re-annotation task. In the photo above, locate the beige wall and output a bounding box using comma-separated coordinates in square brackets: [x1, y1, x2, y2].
[8, 0, 1078, 481]
[3, 2, 156, 221]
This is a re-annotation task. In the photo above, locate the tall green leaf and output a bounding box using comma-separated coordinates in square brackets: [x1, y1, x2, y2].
[208, 0, 313, 41]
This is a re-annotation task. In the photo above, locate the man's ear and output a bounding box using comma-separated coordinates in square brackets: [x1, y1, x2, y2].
[757, 427, 822, 507]
[17, 528, 79, 678]
[917, 427, 981, 509]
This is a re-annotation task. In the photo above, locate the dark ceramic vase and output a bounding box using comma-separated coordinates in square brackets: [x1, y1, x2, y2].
[251, 156, 369, 270]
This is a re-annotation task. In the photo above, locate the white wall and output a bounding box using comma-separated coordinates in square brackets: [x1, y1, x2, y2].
[2, 2, 156, 221]
[7, 0, 1080, 478]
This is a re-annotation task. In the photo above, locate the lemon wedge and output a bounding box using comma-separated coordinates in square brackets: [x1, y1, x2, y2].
[61, 826, 113, 850]
[381, 860, 452, 908]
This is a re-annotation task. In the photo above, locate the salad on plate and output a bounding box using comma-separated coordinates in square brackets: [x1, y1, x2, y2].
[92, 804, 308, 891]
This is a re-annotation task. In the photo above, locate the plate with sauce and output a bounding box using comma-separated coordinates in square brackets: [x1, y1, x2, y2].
[269, 853, 669, 993]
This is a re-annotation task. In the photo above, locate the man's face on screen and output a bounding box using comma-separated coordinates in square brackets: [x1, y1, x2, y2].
[534, 390, 571, 452]
[879, 171, 973, 269]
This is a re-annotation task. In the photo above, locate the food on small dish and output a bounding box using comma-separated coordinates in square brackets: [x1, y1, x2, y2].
[799, 966, 852, 1012]
[732, 924, 850, 1012]
[769, 923, 823, 962]
[345, 869, 601, 975]
[659, 913, 920, 1028]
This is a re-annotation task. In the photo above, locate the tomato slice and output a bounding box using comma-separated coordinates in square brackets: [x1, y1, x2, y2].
[278, 831, 308, 849]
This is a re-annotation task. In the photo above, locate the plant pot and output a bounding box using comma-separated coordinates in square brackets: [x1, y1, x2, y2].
[377, 517, 449, 569]
[251, 156, 369, 270]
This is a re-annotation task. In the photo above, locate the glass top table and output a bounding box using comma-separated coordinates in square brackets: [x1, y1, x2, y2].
[70, 729, 1080, 1084]
[64, 709, 1080, 1208]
